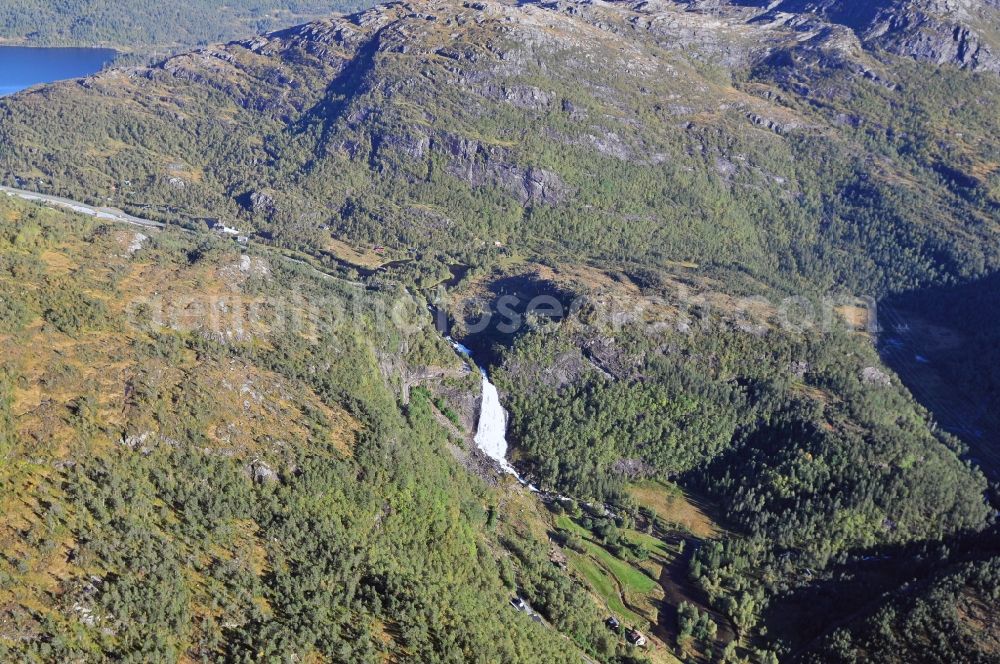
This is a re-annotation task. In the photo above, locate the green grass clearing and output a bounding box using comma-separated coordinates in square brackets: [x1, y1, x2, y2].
[565, 549, 648, 628]
[583, 541, 658, 595]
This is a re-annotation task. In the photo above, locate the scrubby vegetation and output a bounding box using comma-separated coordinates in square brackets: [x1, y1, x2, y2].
[470, 257, 996, 662]
[1, 0, 998, 661]
[0, 0, 372, 49]
[1, 0, 997, 300]
[0, 197, 628, 662]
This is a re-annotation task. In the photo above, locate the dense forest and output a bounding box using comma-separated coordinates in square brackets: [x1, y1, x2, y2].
[473, 260, 997, 661]
[0, 0, 371, 49]
[1, 0, 998, 661]
[0, 195, 648, 662]
[804, 554, 1000, 664]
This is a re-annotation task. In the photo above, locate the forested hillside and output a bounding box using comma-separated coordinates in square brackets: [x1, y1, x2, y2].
[1, 0, 998, 662]
[0, 0, 372, 49]
[0, 194, 634, 662]
[804, 552, 1000, 664]
[440, 259, 995, 661]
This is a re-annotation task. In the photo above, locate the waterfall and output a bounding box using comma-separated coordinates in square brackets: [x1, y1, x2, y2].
[474, 369, 518, 476]
[446, 337, 534, 487]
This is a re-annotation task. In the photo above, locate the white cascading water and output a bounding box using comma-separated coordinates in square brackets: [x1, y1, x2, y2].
[474, 369, 518, 476]
[447, 338, 534, 485]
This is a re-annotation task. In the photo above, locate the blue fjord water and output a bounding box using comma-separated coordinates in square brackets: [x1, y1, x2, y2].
[0, 46, 116, 96]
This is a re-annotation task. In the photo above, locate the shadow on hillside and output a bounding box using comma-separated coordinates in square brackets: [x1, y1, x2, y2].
[766, 526, 1000, 661]
[878, 271, 1000, 480]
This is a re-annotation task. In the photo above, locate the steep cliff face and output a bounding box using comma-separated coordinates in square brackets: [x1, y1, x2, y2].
[769, 0, 1000, 71]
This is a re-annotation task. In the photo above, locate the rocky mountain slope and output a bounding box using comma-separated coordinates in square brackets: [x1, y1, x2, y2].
[0, 0, 998, 662]
[766, 0, 1000, 72]
[1, 0, 997, 297]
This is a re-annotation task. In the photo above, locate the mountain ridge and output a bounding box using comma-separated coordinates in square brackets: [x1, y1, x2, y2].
[0, 0, 998, 662]
[2, 0, 997, 298]
[766, 0, 1000, 71]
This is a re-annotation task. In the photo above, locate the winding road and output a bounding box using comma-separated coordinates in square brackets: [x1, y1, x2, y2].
[2, 186, 166, 230]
